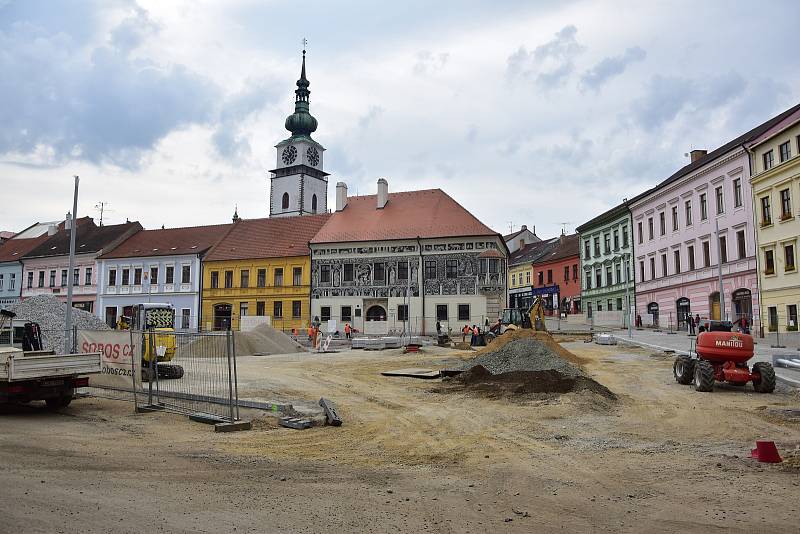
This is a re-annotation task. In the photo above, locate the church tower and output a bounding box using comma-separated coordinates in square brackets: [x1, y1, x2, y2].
[269, 49, 329, 217]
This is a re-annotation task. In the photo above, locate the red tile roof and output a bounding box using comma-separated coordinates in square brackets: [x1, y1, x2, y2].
[205, 214, 331, 261]
[0, 235, 49, 263]
[0, 231, 15, 240]
[23, 218, 142, 258]
[311, 189, 499, 244]
[535, 234, 580, 265]
[99, 223, 234, 259]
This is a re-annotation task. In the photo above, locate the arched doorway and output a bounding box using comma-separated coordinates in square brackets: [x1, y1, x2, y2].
[709, 292, 721, 320]
[676, 297, 691, 329]
[366, 305, 387, 321]
[732, 289, 752, 325]
[647, 302, 659, 327]
[213, 303, 232, 331]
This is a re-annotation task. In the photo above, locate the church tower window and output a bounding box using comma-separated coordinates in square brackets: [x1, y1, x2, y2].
[282, 192, 290, 210]
[312, 194, 317, 213]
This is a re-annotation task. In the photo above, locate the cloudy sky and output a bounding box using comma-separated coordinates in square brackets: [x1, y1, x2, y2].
[2, 0, 799, 238]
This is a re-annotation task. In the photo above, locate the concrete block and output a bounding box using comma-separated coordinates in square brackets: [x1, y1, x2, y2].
[214, 420, 252, 432]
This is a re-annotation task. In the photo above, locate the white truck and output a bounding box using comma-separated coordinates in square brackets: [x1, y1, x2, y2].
[0, 346, 101, 409]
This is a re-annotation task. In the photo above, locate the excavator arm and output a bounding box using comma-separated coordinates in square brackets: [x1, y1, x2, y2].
[527, 296, 547, 332]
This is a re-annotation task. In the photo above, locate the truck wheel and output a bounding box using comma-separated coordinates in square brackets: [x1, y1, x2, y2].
[693, 360, 715, 392]
[673, 356, 695, 385]
[45, 396, 72, 410]
[752, 362, 776, 393]
[484, 332, 496, 344]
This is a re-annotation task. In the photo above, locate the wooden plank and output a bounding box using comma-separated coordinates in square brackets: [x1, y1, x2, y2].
[381, 368, 441, 379]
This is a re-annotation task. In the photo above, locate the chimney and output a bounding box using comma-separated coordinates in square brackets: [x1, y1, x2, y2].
[335, 182, 348, 211]
[376, 178, 388, 209]
[47, 224, 57, 236]
[521, 224, 527, 231]
[689, 149, 707, 163]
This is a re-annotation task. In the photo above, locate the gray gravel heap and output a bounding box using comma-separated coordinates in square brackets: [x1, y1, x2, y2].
[459, 338, 584, 377]
[9, 295, 110, 352]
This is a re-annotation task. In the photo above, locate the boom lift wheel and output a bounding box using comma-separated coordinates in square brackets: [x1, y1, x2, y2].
[751, 362, 776, 393]
[673, 356, 694, 385]
[693, 360, 715, 392]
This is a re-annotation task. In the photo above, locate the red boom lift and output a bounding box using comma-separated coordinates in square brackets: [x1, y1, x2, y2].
[673, 320, 775, 393]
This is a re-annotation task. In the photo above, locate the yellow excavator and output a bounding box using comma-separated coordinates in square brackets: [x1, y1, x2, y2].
[118, 303, 183, 380]
[485, 296, 547, 343]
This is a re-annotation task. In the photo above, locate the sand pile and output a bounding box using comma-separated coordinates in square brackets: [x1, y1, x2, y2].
[186, 323, 305, 357]
[454, 331, 614, 398]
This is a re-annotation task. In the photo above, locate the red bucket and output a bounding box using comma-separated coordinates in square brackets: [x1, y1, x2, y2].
[750, 440, 782, 463]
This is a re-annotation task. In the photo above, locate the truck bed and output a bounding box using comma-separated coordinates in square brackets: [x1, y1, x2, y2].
[0, 348, 101, 382]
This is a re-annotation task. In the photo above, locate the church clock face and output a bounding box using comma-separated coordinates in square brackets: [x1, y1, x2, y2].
[306, 146, 320, 167]
[281, 145, 297, 165]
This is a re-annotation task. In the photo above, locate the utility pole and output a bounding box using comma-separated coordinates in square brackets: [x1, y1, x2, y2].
[715, 218, 725, 321]
[64, 176, 79, 354]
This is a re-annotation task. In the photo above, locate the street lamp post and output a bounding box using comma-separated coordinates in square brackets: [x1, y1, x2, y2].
[64, 176, 79, 354]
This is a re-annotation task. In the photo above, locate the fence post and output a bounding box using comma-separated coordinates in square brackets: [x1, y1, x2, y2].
[231, 329, 239, 421]
[72, 325, 77, 354]
[147, 330, 155, 407]
[226, 329, 235, 423]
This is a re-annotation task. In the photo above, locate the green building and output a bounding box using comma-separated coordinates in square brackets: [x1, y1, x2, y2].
[576, 203, 635, 326]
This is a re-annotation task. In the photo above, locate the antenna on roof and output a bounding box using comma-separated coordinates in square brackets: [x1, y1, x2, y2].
[507, 221, 514, 234]
[560, 222, 572, 235]
[94, 201, 112, 226]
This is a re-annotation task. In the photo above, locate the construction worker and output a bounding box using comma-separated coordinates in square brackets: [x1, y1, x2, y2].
[470, 324, 479, 346]
[307, 325, 314, 341]
[344, 323, 351, 339]
[461, 324, 470, 342]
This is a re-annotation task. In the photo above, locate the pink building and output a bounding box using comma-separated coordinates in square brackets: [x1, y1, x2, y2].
[629, 106, 799, 329]
[21, 218, 141, 313]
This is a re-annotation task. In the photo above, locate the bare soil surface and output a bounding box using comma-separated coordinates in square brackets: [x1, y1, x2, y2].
[1, 340, 799, 533]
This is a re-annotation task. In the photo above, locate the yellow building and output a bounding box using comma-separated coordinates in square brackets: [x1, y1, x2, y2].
[747, 105, 800, 333]
[201, 214, 330, 332]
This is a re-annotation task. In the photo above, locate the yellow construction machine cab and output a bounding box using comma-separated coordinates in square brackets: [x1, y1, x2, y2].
[500, 296, 547, 333]
[131, 303, 177, 364]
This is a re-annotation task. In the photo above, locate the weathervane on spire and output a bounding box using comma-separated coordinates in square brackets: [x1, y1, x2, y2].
[302, 37, 307, 54]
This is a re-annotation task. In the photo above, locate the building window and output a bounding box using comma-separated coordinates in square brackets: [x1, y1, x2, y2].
[311, 194, 318, 213]
[614, 263, 621, 284]
[224, 270, 233, 288]
[211, 271, 219, 289]
[604, 233, 611, 253]
[547, 269, 553, 284]
[737, 230, 746, 259]
[85, 267, 92, 286]
[733, 179, 742, 208]
[373, 262, 385, 282]
[274, 268, 283, 286]
[49, 270, 56, 287]
[789, 304, 798, 329]
[779, 141, 791, 162]
[397, 261, 408, 280]
[572, 264, 577, 280]
[165, 266, 174, 284]
[446, 260, 458, 278]
[659, 212, 666, 236]
[293, 267, 302, 286]
[700, 193, 708, 220]
[661, 254, 668, 277]
[719, 236, 727, 264]
[149, 267, 157, 286]
[38, 271, 44, 288]
[109, 269, 118, 286]
[0, 274, 4, 290]
[458, 304, 470, 321]
[702, 241, 711, 267]
[292, 300, 301, 318]
[768, 306, 778, 331]
[649, 257, 656, 279]
[274, 301, 283, 318]
[61, 269, 67, 287]
[320, 306, 331, 321]
[597, 302, 602, 312]
[511, 274, 516, 287]
[341, 306, 352, 322]
[639, 261, 645, 281]
[241, 269, 249, 288]
[674, 250, 681, 274]
[671, 206, 678, 231]
[526, 271, 531, 284]
[648, 218, 654, 240]
[538, 271, 544, 286]
[715, 186, 724, 215]
[343, 263, 354, 282]
[282, 192, 289, 209]
[685, 200, 693, 226]
[764, 249, 775, 275]
[181, 265, 191, 284]
[436, 304, 448, 321]
[595, 267, 602, 288]
[239, 302, 248, 319]
[396, 305, 408, 321]
[687, 245, 695, 270]
[607, 299, 613, 311]
[256, 301, 265, 316]
[622, 226, 629, 248]
[780, 189, 792, 219]
[616, 297, 623, 311]
[584, 240, 590, 260]
[564, 266, 569, 281]
[637, 222, 643, 244]
[424, 260, 436, 280]
[763, 149, 774, 170]
[605, 265, 611, 286]
[72, 268, 79, 286]
[181, 309, 190, 329]
[133, 267, 142, 285]
[613, 229, 619, 250]
[257, 269, 266, 287]
[8, 274, 14, 291]
[26, 271, 33, 289]
[761, 196, 772, 225]
[786, 244, 796, 272]
[594, 237, 600, 256]
[584, 270, 591, 289]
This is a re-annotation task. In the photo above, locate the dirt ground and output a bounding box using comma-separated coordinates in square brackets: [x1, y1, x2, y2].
[1, 340, 800, 533]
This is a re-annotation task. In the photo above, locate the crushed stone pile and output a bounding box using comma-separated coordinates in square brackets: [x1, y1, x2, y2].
[186, 323, 305, 357]
[454, 331, 614, 398]
[8, 295, 110, 351]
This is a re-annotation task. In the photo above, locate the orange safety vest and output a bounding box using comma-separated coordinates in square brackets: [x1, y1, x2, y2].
[308, 327, 314, 337]
[345, 324, 351, 333]
[472, 326, 479, 335]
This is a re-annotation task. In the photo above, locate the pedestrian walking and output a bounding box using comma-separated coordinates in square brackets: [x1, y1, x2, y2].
[688, 314, 695, 335]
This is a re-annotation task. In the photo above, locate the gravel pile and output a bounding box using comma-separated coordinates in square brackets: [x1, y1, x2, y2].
[9, 295, 110, 351]
[458, 338, 584, 377]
